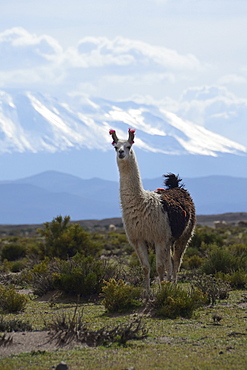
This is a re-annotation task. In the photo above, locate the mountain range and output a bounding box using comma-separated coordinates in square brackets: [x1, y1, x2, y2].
[0, 89, 246, 224]
[0, 170, 246, 224]
[0, 89, 247, 181]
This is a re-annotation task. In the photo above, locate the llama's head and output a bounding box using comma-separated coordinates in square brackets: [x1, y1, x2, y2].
[109, 128, 136, 162]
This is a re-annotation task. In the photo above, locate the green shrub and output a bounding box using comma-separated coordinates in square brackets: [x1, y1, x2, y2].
[101, 279, 142, 313]
[200, 247, 237, 275]
[0, 259, 11, 273]
[216, 270, 247, 289]
[228, 270, 247, 289]
[100, 232, 129, 253]
[38, 216, 100, 259]
[28, 253, 116, 297]
[0, 315, 32, 332]
[154, 282, 207, 319]
[8, 259, 27, 272]
[184, 255, 204, 270]
[229, 244, 247, 270]
[185, 246, 201, 258]
[0, 285, 27, 313]
[1, 243, 26, 261]
[25, 242, 43, 262]
[190, 226, 224, 250]
[28, 257, 59, 296]
[53, 268, 98, 297]
[53, 253, 114, 297]
[192, 274, 230, 305]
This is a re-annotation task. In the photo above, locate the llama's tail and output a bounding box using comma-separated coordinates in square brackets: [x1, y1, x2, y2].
[164, 173, 184, 189]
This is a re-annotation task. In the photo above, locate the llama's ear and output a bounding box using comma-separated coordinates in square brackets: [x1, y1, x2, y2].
[109, 129, 118, 145]
[128, 128, 136, 144]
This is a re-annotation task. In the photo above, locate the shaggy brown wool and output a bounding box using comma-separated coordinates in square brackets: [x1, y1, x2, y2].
[159, 187, 195, 239]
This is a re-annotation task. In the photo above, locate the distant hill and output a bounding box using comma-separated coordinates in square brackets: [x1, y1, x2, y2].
[0, 214, 247, 236]
[0, 170, 246, 224]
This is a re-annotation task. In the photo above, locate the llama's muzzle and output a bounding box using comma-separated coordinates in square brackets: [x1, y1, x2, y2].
[118, 149, 125, 159]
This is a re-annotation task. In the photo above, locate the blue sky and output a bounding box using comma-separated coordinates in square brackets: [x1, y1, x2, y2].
[1, 0, 247, 144]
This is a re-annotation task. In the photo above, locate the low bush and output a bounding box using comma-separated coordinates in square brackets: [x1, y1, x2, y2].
[192, 274, 230, 305]
[8, 259, 27, 272]
[183, 255, 204, 270]
[154, 282, 207, 319]
[99, 232, 130, 255]
[53, 253, 115, 297]
[229, 243, 247, 270]
[0, 285, 27, 313]
[27, 257, 59, 296]
[227, 270, 247, 289]
[1, 243, 26, 261]
[190, 226, 224, 251]
[216, 270, 247, 289]
[28, 253, 117, 297]
[0, 260, 10, 273]
[200, 247, 237, 275]
[0, 315, 32, 332]
[101, 279, 142, 313]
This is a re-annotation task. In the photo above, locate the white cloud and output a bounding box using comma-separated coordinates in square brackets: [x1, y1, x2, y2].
[180, 85, 235, 101]
[0, 27, 202, 78]
[0, 64, 66, 91]
[218, 74, 247, 86]
[62, 36, 203, 100]
[0, 27, 63, 70]
[0, 28, 204, 99]
[73, 36, 201, 71]
[0, 28, 65, 89]
[163, 85, 247, 146]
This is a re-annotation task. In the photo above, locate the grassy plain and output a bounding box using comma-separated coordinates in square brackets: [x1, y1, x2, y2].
[0, 218, 247, 369]
[0, 289, 246, 370]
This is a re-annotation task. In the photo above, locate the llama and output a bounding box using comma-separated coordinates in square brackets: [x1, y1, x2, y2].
[109, 128, 196, 294]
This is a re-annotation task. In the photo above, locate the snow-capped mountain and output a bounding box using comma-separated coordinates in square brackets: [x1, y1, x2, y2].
[0, 89, 246, 181]
[0, 89, 246, 155]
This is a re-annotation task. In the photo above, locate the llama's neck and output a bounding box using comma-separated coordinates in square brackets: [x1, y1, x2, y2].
[117, 150, 145, 202]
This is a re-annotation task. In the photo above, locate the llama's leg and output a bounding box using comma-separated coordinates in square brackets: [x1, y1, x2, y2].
[172, 241, 187, 283]
[172, 222, 195, 282]
[134, 242, 150, 295]
[165, 246, 173, 282]
[155, 243, 172, 283]
[155, 244, 165, 283]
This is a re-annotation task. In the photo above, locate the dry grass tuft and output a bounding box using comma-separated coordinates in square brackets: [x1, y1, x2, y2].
[45, 305, 147, 347]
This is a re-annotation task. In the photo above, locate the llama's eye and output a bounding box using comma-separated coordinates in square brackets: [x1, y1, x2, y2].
[126, 146, 131, 150]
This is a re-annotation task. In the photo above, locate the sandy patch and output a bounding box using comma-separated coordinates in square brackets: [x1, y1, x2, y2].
[0, 331, 80, 358]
